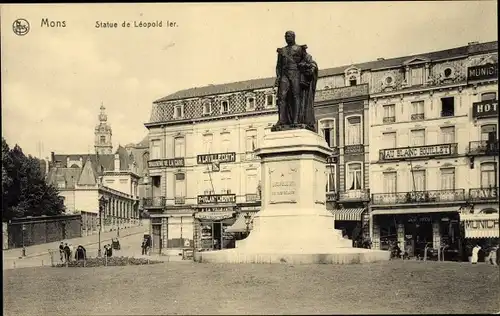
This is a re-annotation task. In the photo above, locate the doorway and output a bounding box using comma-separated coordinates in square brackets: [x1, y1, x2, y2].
[152, 224, 161, 254]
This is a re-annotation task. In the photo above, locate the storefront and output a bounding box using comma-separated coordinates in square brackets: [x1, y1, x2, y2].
[194, 194, 237, 251]
[371, 206, 461, 260]
[328, 207, 366, 246]
[149, 209, 194, 255]
[460, 209, 499, 262]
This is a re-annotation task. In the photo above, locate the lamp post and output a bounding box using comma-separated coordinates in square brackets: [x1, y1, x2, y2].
[244, 212, 252, 237]
[21, 224, 26, 257]
[98, 196, 108, 257]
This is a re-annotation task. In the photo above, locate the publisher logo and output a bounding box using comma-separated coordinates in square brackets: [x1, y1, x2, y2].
[13, 18, 30, 36]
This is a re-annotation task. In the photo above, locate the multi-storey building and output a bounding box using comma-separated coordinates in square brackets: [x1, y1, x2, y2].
[144, 66, 374, 254]
[368, 41, 498, 260]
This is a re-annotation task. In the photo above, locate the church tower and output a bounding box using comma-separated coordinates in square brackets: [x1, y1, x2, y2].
[94, 104, 113, 155]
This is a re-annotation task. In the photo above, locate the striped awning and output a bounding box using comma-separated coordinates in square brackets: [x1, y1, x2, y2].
[226, 212, 257, 233]
[330, 208, 365, 221]
[460, 213, 499, 239]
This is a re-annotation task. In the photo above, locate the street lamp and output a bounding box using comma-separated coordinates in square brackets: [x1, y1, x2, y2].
[21, 224, 26, 257]
[98, 195, 108, 257]
[244, 212, 252, 236]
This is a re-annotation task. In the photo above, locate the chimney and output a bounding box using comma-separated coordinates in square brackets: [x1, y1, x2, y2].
[51, 152, 55, 162]
[114, 154, 120, 171]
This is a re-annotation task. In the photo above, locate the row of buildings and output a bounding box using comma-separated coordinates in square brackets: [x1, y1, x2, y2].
[137, 41, 498, 259]
[44, 105, 150, 236]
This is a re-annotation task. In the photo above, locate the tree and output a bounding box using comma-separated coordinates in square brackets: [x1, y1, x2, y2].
[2, 138, 66, 221]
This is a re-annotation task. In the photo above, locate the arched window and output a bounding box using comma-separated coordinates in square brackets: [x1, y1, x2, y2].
[202, 100, 212, 116]
[480, 162, 497, 188]
[346, 162, 363, 191]
[318, 118, 335, 147]
[481, 92, 497, 101]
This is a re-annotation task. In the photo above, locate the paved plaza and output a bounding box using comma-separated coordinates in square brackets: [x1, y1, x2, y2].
[3, 260, 498, 315]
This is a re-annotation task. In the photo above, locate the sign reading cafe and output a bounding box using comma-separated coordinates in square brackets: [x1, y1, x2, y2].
[197, 152, 236, 164]
[380, 144, 454, 160]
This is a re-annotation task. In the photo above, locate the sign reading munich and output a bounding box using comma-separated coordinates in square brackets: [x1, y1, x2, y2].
[197, 152, 236, 164]
[148, 158, 185, 168]
[381, 144, 454, 160]
[467, 63, 498, 81]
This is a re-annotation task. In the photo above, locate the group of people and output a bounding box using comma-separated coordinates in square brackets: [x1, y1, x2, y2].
[471, 244, 499, 265]
[58, 242, 87, 263]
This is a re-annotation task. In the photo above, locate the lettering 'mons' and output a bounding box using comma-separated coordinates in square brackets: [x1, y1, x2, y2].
[41, 18, 66, 28]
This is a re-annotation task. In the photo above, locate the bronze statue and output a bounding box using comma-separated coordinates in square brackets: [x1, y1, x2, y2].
[272, 31, 318, 132]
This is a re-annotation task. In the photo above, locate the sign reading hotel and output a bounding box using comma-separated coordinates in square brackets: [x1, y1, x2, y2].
[197, 194, 236, 205]
[380, 144, 454, 161]
[197, 152, 236, 164]
[467, 63, 498, 81]
[472, 100, 498, 119]
[148, 158, 185, 169]
[269, 165, 298, 204]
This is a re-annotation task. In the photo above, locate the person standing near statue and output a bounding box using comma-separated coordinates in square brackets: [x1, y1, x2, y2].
[273, 30, 319, 132]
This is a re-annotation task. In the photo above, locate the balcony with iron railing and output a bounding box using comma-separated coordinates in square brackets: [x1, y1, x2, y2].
[344, 144, 365, 155]
[371, 189, 466, 206]
[142, 196, 166, 208]
[338, 189, 370, 202]
[467, 140, 499, 156]
[468, 187, 499, 202]
[410, 113, 425, 121]
[174, 196, 186, 205]
[383, 116, 396, 123]
[326, 191, 338, 202]
[245, 193, 260, 203]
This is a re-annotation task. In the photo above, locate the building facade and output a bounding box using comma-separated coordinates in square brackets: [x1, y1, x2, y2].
[368, 41, 498, 260]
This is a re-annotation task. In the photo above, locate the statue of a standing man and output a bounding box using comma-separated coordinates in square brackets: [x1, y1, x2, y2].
[272, 31, 319, 132]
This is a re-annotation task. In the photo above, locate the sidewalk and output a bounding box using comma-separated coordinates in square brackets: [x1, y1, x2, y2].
[3, 225, 148, 260]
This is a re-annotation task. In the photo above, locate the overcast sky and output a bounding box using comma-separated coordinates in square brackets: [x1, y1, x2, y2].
[1, 2, 497, 159]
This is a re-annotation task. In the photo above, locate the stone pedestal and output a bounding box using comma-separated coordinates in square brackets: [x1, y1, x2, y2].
[194, 129, 389, 264]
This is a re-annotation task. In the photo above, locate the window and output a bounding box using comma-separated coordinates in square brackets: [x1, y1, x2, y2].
[221, 100, 229, 114]
[346, 163, 362, 190]
[57, 180, 66, 189]
[349, 78, 357, 86]
[202, 101, 212, 116]
[203, 176, 214, 195]
[410, 170, 426, 191]
[440, 168, 455, 190]
[481, 92, 497, 101]
[246, 170, 258, 194]
[383, 105, 396, 123]
[174, 137, 185, 158]
[410, 129, 425, 146]
[220, 172, 231, 194]
[411, 101, 425, 121]
[221, 133, 230, 153]
[410, 67, 423, 86]
[444, 68, 452, 78]
[383, 172, 397, 193]
[174, 173, 186, 199]
[150, 139, 161, 159]
[245, 130, 257, 153]
[319, 119, 335, 147]
[481, 125, 497, 142]
[326, 166, 336, 193]
[440, 97, 455, 117]
[383, 132, 397, 148]
[174, 104, 184, 119]
[265, 94, 275, 108]
[246, 96, 256, 111]
[203, 134, 213, 154]
[481, 163, 497, 188]
[100, 136, 106, 144]
[345, 116, 362, 145]
[440, 126, 455, 144]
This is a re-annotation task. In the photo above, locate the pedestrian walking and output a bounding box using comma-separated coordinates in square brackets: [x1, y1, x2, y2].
[63, 243, 71, 263]
[141, 240, 146, 255]
[488, 245, 498, 266]
[471, 244, 481, 264]
[59, 242, 64, 262]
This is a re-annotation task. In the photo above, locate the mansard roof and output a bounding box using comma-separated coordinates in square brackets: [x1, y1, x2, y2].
[154, 41, 497, 103]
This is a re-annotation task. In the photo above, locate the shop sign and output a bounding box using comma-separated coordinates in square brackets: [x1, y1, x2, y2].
[198, 206, 234, 213]
[469, 187, 498, 200]
[148, 158, 185, 169]
[195, 211, 234, 221]
[464, 219, 499, 230]
[461, 213, 500, 238]
[380, 144, 454, 160]
[472, 100, 498, 119]
[197, 152, 236, 164]
[408, 216, 431, 223]
[197, 194, 236, 205]
[467, 63, 498, 81]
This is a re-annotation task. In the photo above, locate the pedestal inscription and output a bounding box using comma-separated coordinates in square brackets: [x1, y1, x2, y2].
[269, 164, 298, 204]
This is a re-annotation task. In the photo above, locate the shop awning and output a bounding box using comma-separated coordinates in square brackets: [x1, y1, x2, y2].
[194, 211, 235, 221]
[330, 208, 365, 221]
[371, 206, 459, 216]
[460, 213, 499, 239]
[226, 212, 257, 233]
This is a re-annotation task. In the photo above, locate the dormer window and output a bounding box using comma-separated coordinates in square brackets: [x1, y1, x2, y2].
[265, 94, 276, 108]
[344, 66, 361, 87]
[173, 104, 184, 119]
[246, 95, 256, 111]
[410, 67, 424, 86]
[221, 100, 230, 114]
[349, 77, 357, 86]
[202, 100, 212, 116]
